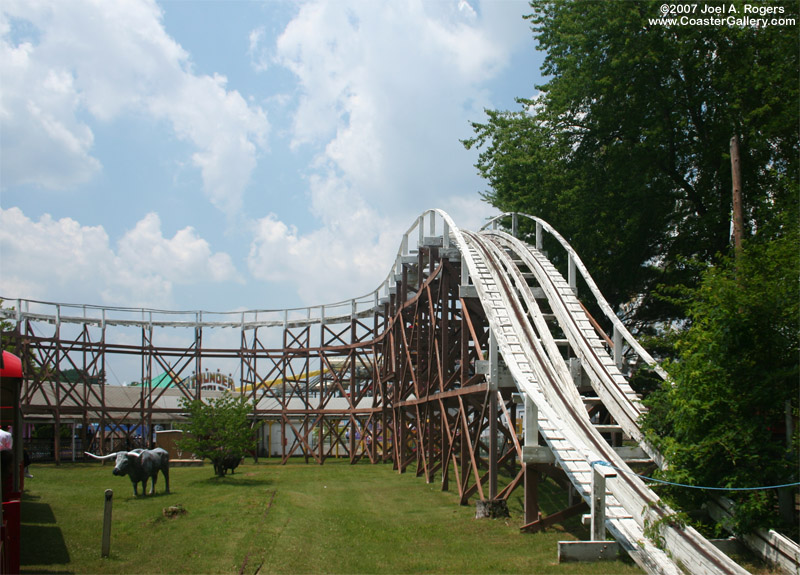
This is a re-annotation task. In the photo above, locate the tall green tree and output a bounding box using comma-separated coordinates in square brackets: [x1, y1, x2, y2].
[643, 218, 799, 533]
[464, 0, 798, 326]
[178, 392, 259, 477]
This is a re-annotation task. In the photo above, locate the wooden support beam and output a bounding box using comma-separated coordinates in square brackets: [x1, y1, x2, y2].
[591, 464, 616, 541]
[520, 501, 588, 533]
[524, 464, 540, 524]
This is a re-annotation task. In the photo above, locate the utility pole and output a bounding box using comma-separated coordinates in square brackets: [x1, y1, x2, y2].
[730, 135, 744, 257]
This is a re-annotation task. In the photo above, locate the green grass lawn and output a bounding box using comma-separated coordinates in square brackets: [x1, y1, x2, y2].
[21, 458, 644, 574]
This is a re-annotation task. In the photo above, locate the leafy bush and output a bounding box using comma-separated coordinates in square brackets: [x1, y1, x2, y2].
[177, 392, 260, 477]
[643, 224, 799, 533]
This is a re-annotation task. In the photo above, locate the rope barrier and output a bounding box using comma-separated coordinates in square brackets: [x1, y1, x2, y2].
[590, 460, 800, 491]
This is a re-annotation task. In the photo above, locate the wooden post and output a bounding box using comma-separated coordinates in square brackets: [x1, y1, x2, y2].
[524, 464, 539, 524]
[613, 325, 623, 371]
[524, 397, 540, 523]
[488, 332, 498, 499]
[730, 135, 744, 256]
[489, 391, 498, 499]
[53, 415, 61, 466]
[101, 489, 113, 557]
[591, 464, 616, 541]
[779, 400, 796, 523]
[568, 254, 577, 295]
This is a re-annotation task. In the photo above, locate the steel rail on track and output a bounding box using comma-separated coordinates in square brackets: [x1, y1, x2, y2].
[483, 232, 659, 462]
[481, 212, 668, 380]
[455, 228, 746, 575]
[479, 213, 800, 575]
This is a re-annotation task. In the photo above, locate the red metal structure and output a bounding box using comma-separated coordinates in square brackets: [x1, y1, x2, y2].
[0, 351, 22, 575]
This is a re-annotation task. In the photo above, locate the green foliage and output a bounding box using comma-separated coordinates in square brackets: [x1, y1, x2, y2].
[177, 392, 260, 477]
[0, 299, 16, 353]
[30, 423, 73, 440]
[642, 219, 799, 533]
[642, 504, 689, 551]
[464, 0, 799, 326]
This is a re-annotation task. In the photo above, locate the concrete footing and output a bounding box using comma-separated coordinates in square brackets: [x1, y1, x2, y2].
[558, 537, 743, 564]
[558, 541, 620, 562]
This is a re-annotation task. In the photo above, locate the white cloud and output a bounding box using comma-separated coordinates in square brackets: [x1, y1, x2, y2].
[0, 207, 240, 307]
[245, 0, 525, 305]
[148, 73, 266, 216]
[458, 0, 478, 20]
[0, 38, 101, 188]
[0, 208, 113, 301]
[0, 0, 536, 311]
[247, 208, 398, 304]
[248, 26, 269, 73]
[0, 0, 268, 217]
[117, 212, 240, 284]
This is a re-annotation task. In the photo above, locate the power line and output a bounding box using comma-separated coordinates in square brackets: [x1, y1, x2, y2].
[591, 460, 800, 491]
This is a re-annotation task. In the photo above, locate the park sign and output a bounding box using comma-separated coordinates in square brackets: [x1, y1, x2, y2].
[190, 370, 235, 392]
[136, 369, 236, 392]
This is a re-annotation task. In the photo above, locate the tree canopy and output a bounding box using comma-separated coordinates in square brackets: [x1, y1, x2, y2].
[643, 216, 799, 533]
[464, 0, 798, 325]
[464, 0, 799, 533]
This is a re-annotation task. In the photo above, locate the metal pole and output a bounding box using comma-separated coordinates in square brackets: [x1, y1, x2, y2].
[102, 489, 113, 557]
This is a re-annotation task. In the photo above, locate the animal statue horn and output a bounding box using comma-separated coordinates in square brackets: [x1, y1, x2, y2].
[85, 451, 119, 461]
[85, 448, 170, 496]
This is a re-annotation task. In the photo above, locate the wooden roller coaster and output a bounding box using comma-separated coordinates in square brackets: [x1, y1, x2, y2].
[1, 210, 797, 574]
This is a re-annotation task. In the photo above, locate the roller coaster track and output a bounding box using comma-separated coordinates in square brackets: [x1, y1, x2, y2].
[475, 214, 799, 575]
[456, 226, 741, 574]
[2, 210, 797, 574]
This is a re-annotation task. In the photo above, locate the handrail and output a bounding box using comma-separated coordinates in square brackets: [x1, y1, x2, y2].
[481, 212, 668, 379]
[0, 209, 460, 331]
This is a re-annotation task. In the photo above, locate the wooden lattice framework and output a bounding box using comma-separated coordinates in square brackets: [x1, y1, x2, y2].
[0, 236, 535, 511]
[4, 210, 793, 573]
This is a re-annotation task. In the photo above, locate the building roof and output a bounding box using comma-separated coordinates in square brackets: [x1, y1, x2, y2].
[131, 371, 179, 388]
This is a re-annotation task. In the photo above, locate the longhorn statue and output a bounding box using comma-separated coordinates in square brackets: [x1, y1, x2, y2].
[86, 448, 170, 496]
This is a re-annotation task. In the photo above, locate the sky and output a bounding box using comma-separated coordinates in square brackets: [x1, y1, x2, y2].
[0, 0, 544, 314]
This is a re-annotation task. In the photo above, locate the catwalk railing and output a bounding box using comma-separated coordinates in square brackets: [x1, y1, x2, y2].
[1, 209, 796, 574]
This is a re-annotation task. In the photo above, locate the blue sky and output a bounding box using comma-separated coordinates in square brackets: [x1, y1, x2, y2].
[0, 0, 544, 313]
